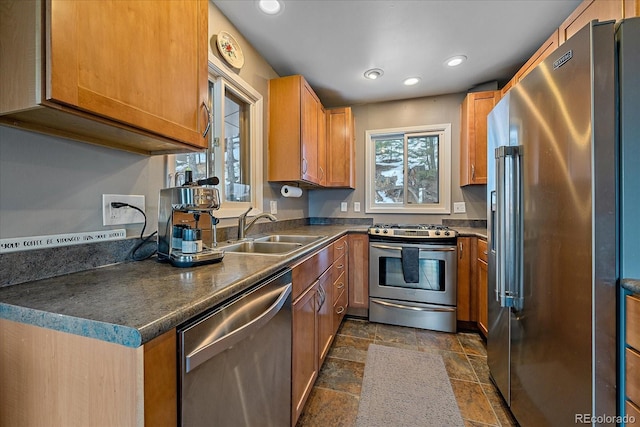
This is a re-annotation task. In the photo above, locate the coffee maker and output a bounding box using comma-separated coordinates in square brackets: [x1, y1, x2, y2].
[157, 177, 224, 268]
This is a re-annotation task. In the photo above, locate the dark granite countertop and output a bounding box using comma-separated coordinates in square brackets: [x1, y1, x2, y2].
[0, 225, 366, 348]
[452, 227, 487, 240]
[622, 278, 640, 295]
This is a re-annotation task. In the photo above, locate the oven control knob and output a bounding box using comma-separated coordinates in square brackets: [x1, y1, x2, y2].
[444, 231, 450, 236]
[435, 231, 441, 236]
[374, 228, 380, 234]
[383, 229, 388, 234]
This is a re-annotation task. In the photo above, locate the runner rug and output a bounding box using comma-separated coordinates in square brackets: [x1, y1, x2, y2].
[355, 344, 465, 427]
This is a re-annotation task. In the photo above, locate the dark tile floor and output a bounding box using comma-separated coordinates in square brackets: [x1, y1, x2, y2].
[296, 317, 518, 427]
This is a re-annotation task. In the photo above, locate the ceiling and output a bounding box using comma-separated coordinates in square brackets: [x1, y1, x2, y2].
[212, 0, 582, 108]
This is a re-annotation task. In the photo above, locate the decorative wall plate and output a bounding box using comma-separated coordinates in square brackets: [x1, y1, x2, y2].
[216, 30, 244, 69]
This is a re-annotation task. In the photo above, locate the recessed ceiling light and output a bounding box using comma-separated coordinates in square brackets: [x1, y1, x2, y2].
[364, 68, 384, 80]
[403, 77, 421, 86]
[445, 55, 467, 67]
[258, 0, 283, 15]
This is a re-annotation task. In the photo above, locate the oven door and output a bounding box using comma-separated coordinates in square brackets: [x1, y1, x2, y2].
[369, 241, 456, 306]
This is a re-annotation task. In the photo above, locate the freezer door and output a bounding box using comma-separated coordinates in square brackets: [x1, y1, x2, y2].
[508, 21, 616, 427]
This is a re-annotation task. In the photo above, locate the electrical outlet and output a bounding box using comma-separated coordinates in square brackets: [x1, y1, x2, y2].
[453, 202, 466, 213]
[354, 202, 361, 212]
[340, 202, 348, 212]
[270, 200, 278, 215]
[102, 194, 145, 226]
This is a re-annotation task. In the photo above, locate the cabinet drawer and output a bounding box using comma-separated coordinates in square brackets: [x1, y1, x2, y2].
[333, 253, 347, 281]
[627, 347, 640, 406]
[477, 239, 488, 263]
[628, 294, 640, 351]
[333, 270, 346, 305]
[333, 287, 348, 332]
[333, 236, 348, 260]
[292, 246, 332, 299]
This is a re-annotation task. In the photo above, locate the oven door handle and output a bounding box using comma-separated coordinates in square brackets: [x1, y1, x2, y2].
[370, 244, 455, 252]
[370, 298, 456, 313]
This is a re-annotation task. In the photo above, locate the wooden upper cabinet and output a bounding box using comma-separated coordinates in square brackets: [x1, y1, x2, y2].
[326, 107, 356, 188]
[559, 0, 626, 44]
[504, 29, 559, 95]
[0, 0, 209, 155]
[460, 91, 499, 186]
[269, 75, 324, 186]
[318, 105, 328, 186]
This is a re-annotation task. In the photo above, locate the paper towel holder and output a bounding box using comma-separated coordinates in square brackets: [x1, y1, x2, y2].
[281, 184, 303, 198]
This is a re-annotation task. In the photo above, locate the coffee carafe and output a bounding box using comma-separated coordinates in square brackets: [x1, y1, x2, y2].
[157, 176, 224, 267]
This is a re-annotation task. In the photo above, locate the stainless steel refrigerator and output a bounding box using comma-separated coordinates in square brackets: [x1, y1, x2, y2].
[487, 18, 640, 426]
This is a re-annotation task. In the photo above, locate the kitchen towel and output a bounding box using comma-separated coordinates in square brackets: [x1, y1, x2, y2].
[401, 246, 420, 283]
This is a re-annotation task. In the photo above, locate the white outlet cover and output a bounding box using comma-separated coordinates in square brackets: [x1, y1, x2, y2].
[453, 202, 466, 213]
[340, 202, 348, 212]
[354, 202, 361, 212]
[102, 194, 145, 226]
[270, 200, 278, 215]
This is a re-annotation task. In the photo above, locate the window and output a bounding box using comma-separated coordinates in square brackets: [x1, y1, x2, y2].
[168, 57, 263, 218]
[365, 124, 451, 214]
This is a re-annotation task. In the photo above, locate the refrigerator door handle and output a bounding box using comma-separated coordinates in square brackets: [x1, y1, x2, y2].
[495, 145, 522, 309]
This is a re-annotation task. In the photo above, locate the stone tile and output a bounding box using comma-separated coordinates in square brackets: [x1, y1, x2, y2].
[450, 379, 499, 426]
[481, 383, 518, 427]
[296, 387, 359, 427]
[440, 351, 478, 382]
[373, 323, 417, 346]
[316, 357, 365, 396]
[416, 329, 465, 353]
[338, 318, 377, 340]
[458, 332, 487, 357]
[468, 355, 491, 384]
[328, 334, 373, 363]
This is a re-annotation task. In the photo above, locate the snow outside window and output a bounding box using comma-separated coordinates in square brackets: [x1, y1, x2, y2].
[365, 124, 451, 214]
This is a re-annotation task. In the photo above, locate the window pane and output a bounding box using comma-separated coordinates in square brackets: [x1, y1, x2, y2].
[374, 136, 404, 204]
[223, 91, 251, 202]
[407, 134, 439, 204]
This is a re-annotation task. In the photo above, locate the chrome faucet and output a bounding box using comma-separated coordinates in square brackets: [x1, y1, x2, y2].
[238, 207, 277, 240]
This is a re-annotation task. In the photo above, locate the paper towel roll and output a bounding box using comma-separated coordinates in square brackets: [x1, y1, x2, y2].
[281, 185, 303, 198]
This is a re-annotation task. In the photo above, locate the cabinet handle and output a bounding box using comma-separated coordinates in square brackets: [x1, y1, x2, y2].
[459, 242, 463, 259]
[483, 250, 488, 256]
[336, 282, 345, 289]
[302, 158, 308, 174]
[336, 263, 344, 270]
[335, 306, 345, 314]
[471, 164, 476, 181]
[319, 166, 325, 180]
[202, 101, 212, 138]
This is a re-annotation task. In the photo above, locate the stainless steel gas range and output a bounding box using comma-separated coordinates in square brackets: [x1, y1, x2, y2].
[368, 224, 457, 333]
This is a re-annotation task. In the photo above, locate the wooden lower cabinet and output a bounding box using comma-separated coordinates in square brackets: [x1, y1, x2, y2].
[0, 318, 178, 427]
[292, 282, 318, 424]
[626, 294, 640, 421]
[477, 239, 489, 337]
[456, 236, 477, 322]
[317, 268, 334, 365]
[347, 233, 369, 317]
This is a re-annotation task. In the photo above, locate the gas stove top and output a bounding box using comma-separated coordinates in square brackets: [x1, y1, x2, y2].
[368, 223, 457, 240]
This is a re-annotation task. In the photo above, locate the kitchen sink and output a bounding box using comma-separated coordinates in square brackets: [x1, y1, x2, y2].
[222, 241, 303, 255]
[254, 234, 325, 244]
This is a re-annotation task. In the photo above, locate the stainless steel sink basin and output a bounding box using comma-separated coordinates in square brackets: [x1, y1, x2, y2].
[222, 241, 303, 255]
[254, 234, 325, 244]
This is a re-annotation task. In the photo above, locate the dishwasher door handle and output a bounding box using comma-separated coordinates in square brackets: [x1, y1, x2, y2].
[185, 283, 292, 373]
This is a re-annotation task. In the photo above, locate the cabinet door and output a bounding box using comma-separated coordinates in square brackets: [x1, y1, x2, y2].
[318, 105, 327, 186]
[477, 239, 489, 337]
[292, 284, 317, 424]
[317, 269, 334, 366]
[348, 234, 369, 313]
[326, 107, 355, 188]
[301, 81, 321, 184]
[559, 0, 624, 44]
[48, 0, 208, 149]
[460, 91, 498, 186]
[456, 237, 477, 322]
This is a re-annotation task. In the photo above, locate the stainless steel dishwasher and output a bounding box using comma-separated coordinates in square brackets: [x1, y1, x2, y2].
[178, 269, 292, 427]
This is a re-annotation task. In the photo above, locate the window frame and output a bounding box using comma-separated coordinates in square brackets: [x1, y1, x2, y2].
[365, 123, 452, 214]
[166, 55, 264, 219]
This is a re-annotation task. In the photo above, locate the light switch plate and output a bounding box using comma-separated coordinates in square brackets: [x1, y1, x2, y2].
[354, 202, 361, 212]
[453, 202, 466, 213]
[270, 200, 278, 215]
[340, 202, 348, 212]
